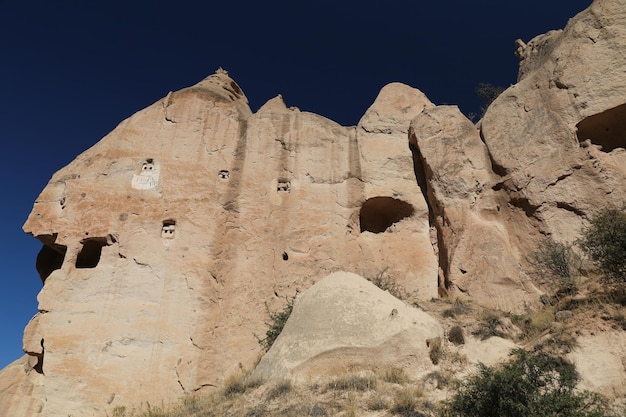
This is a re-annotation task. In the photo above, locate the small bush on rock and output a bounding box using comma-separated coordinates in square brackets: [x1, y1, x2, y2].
[258, 296, 295, 351]
[448, 326, 465, 345]
[475, 82, 505, 116]
[368, 268, 418, 304]
[530, 238, 580, 295]
[442, 299, 471, 318]
[442, 349, 611, 417]
[579, 208, 626, 282]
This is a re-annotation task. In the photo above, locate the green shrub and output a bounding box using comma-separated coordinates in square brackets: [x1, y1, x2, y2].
[368, 268, 417, 304]
[579, 209, 626, 282]
[532, 239, 581, 278]
[442, 350, 611, 417]
[448, 326, 465, 345]
[427, 337, 444, 365]
[258, 296, 295, 351]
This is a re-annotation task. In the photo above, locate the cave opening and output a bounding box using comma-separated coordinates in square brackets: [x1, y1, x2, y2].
[75, 239, 106, 268]
[33, 339, 44, 374]
[576, 103, 626, 152]
[35, 234, 67, 284]
[359, 197, 415, 233]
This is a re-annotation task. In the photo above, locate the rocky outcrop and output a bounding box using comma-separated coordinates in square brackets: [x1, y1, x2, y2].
[253, 272, 443, 382]
[483, 0, 626, 243]
[409, 106, 541, 311]
[1, 0, 626, 414]
[0, 356, 44, 417]
[2, 71, 438, 416]
[406, 0, 626, 310]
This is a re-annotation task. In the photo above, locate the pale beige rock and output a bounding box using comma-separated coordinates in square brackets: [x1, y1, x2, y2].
[409, 106, 541, 311]
[2, 0, 626, 413]
[569, 331, 626, 403]
[481, 0, 626, 243]
[4, 71, 437, 416]
[459, 336, 517, 367]
[252, 272, 443, 382]
[0, 356, 44, 417]
[355, 83, 438, 298]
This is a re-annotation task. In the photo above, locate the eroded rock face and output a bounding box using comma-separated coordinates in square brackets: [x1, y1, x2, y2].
[3, 71, 438, 416]
[569, 331, 626, 404]
[409, 106, 541, 311]
[405, 0, 626, 311]
[2, 0, 625, 413]
[252, 272, 443, 382]
[0, 356, 44, 417]
[482, 0, 626, 243]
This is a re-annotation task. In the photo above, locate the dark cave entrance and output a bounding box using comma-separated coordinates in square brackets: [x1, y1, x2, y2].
[576, 103, 626, 152]
[75, 239, 107, 268]
[359, 197, 415, 233]
[33, 339, 44, 374]
[36, 235, 67, 284]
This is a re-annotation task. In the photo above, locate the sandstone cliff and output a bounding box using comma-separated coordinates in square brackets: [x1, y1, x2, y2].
[1, 0, 625, 415]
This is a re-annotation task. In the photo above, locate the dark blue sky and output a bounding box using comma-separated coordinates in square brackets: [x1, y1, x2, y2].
[0, 0, 591, 369]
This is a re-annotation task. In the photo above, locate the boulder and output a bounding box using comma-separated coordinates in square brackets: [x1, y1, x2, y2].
[253, 272, 443, 381]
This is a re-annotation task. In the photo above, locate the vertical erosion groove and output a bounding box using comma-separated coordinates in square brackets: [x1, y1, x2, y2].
[408, 131, 451, 290]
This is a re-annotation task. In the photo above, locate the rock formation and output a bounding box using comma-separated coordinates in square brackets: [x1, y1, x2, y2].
[410, 106, 541, 311]
[1, 71, 438, 416]
[1, 0, 625, 415]
[253, 272, 443, 382]
[483, 0, 626, 244]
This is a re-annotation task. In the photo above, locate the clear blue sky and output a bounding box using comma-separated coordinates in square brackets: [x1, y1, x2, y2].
[0, 0, 591, 369]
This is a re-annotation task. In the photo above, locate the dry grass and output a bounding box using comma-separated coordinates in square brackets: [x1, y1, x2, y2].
[510, 307, 555, 342]
[389, 385, 425, 416]
[378, 367, 410, 384]
[107, 367, 442, 417]
[324, 372, 377, 392]
[265, 379, 293, 401]
[442, 298, 471, 318]
[222, 371, 263, 398]
[107, 272, 626, 417]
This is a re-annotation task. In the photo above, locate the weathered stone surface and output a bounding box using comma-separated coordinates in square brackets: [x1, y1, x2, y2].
[3, 71, 437, 416]
[569, 331, 626, 403]
[355, 83, 438, 297]
[252, 272, 443, 382]
[0, 356, 44, 417]
[409, 105, 541, 311]
[459, 336, 517, 367]
[482, 0, 626, 243]
[2, 0, 626, 413]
